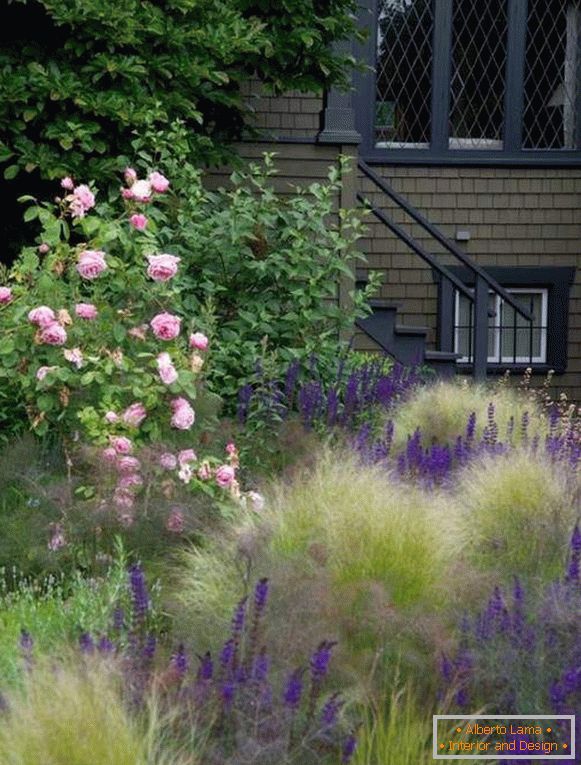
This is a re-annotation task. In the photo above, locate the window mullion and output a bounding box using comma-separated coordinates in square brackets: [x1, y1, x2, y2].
[504, 0, 528, 152]
[431, 0, 453, 153]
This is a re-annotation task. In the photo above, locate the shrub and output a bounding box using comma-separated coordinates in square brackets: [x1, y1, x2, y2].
[453, 450, 578, 582]
[162, 150, 380, 402]
[0, 164, 262, 530]
[0, 0, 360, 185]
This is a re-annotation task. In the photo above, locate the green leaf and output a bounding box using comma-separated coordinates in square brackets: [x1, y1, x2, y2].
[0, 338, 15, 355]
[4, 164, 20, 180]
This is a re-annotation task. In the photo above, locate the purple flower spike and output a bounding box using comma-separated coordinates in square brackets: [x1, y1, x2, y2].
[170, 644, 189, 679]
[310, 640, 336, 683]
[197, 651, 214, 681]
[79, 632, 94, 654]
[321, 692, 343, 727]
[342, 734, 357, 763]
[254, 578, 269, 613]
[142, 634, 157, 661]
[220, 638, 235, 670]
[97, 636, 115, 654]
[221, 679, 235, 710]
[128, 564, 149, 624]
[112, 606, 125, 632]
[283, 669, 304, 711]
[253, 648, 270, 682]
[564, 523, 581, 582]
[231, 596, 248, 638]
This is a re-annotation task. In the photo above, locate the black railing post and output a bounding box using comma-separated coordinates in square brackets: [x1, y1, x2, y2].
[473, 274, 489, 381]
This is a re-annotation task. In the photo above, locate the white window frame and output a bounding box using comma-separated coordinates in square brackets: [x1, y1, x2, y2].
[454, 287, 548, 364]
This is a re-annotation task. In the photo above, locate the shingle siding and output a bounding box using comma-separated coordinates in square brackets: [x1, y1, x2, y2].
[218, 85, 581, 399]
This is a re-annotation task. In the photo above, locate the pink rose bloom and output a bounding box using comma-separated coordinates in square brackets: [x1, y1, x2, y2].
[121, 187, 134, 200]
[77, 250, 107, 280]
[225, 442, 237, 456]
[166, 508, 184, 533]
[75, 303, 98, 320]
[150, 312, 181, 341]
[61, 177, 74, 191]
[149, 171, 170, 193]
[118, 473, 143, 490]
[0, 287, 12, 304]
[159, 452, 177, 470]
[146, 254, 181, 283]
[128, 324, 148, 340]
[178, 463, 193, 484]
[38, 243, 50, 254]
[40, 322, 67, 346]
[157, 352, 178, 385]
[198, 461, 212, 480]
[130, 179, 152, 202]
[102, 446, 117, 464]
[122, 402, 147, 427]
[64, 347, 84, 369]
[113, 488, 135, 510]
[170, 397, 195, 430]
[104, 411, 119, 424]
[110, 435, 133, 454]
[124, 167, 137, 185]
[36, 366, 57, 381]
[129, 213, 148, 230]
[215, 464, 236, 488]
[28, 305, 56, 327]
[178, 449, 197, 466]
[69, 184, 95, 219]
[116, 456, 141, 474]
[189, 332, 209, 351]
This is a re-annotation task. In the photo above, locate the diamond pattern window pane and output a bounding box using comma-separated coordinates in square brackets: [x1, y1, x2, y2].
[375, 0, 434, 148]
[449, 0, 508, 150]
[523, 0, 581, 150]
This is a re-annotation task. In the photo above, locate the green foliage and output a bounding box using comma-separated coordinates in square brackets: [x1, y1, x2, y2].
[0, 542, 153, 686]
[151, 142, 380, 401]
[0, 0, 361, 183]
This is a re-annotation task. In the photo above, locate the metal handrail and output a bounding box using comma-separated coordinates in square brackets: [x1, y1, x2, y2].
[358, 159, 533, 322]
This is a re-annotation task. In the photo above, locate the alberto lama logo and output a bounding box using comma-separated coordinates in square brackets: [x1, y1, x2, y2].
[433, 715, 575, 759]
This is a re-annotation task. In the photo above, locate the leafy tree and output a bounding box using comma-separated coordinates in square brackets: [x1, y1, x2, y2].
[0, 0, 360, 183]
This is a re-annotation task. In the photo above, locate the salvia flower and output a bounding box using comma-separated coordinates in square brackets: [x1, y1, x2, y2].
[170, 644, 189, 679]
[129, 564, 150, 625]
[79, 632, 95, 654]
[283, 669, 304, 711]
[342, 734, 358, 763]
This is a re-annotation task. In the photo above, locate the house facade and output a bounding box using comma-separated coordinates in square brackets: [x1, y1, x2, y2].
[222, 0, 581, 398]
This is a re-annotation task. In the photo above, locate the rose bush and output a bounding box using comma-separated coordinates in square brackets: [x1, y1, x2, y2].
[0, 168, 258, 525]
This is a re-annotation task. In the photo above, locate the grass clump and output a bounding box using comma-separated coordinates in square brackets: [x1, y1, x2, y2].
[454, 449, 579, 582]
[352, 685, 433, 765]
[390, 380, 544, 449]
[0, 658, 161, 765]
[172, 451, 455, 667]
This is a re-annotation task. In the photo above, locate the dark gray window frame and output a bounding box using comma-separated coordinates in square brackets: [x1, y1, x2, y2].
[434, 266, 576, 374]
[354, 0, 581, 167]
